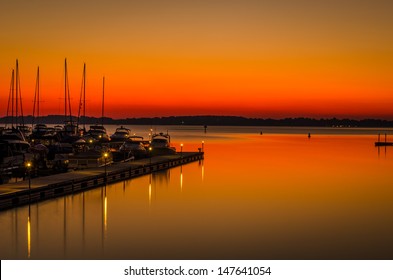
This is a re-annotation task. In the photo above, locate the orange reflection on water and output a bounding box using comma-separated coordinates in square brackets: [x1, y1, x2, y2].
[27, 215, 31, 259]
[1, 133, 393, 259]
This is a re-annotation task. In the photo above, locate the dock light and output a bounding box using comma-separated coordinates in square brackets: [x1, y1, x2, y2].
[103, 152, 109, 181]
[202, 141, 204, 152]
[180, 143, 183, 158]
[149, 147, 152, 165]
[25, 161, 32, 197]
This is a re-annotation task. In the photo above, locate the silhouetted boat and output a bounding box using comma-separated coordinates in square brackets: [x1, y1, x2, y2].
[0, 127, 27, 142]
[85, 125, 110, 143]
[0, 129, 33, 178]
[17, 125, 32, 138]
[110, 126, 131, 141]
[68, 147, 112, 169]
[150, 132, 176, 155]
[84, 76, 110, 144]
[57, 59, 82, 144]
[57, 121, 81, 143]
[118, 136, 148, 159]
[46, 142, 73, 171]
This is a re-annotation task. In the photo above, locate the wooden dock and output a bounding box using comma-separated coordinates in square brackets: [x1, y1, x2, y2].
[0, 152, 204, 211]
[375, 142, 393, 146]
[375, 133, 393, 146]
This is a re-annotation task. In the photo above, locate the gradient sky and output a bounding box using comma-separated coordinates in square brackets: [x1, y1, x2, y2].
[1, 0, 393, 119]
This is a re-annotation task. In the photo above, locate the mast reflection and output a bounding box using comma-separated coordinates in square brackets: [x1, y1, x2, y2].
[63, 197, 67, 257]
[104, 194, 107, 235]
[377, 146, 388, 158]
[180, 165, 183, 191]
[149, 174, 152, 206]
[102, 186, 108, 249]
[200, 159, 204, 181]
[27, 205, 31, 258]
[82, 192, 85, 249]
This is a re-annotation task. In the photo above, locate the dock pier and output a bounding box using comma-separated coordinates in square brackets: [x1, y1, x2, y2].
[0, 152, 204, 211]
[375, 133, 393, 146]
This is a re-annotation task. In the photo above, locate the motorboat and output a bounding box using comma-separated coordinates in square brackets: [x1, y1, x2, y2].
[46, 142, 74, 171]
[31, 124, 59, 146]
[32, 123, 49, 135]
[85, 125, 110, 143]
[110, 126, 131, 141]
[68, 146, 113, 169]
[150, 132, 176, 155]
[57, 121, 82, 143]
[0, 130, 33, 179]
[0, 127, 27, 141]
[17, 125, 32, 138]
[116, 136, 147, 159]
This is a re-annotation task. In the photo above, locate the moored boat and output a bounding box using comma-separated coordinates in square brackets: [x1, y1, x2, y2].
[17, 125, 32, 138]
[85, 124, 110, 143]
[0, 130, 33, 179]
[118, 136, 148, 159]
[68, 146, 112, 169]
[150, 132, 176, 155]
[110, 126, 131, 141]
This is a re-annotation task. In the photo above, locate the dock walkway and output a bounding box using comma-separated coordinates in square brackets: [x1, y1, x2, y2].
[0, 152, 203, 210]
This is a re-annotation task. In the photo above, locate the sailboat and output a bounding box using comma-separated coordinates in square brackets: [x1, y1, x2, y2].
[57, 59, 81, 143]
[69, 76, 112, 169]
[43, 59, 83, 172]
[30, 67, 58, 145]
[150, 132, 176, 155]
[85, 76, 110, 143]
[2, 60, 31, 140]
[0, 60, 33, 181]
[14, 60, 32, 138]
[76, 63, 87, 135]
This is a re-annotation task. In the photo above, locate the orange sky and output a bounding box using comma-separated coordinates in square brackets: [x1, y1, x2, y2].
[1, 0, 393, 119]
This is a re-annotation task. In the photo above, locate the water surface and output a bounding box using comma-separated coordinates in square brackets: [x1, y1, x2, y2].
[1, 126, 393, 259]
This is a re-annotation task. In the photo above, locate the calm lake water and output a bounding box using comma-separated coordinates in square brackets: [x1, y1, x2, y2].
[1, 125, 393, 259]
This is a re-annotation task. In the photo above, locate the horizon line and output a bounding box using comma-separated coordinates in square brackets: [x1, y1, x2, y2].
[1, 114, 393, 122]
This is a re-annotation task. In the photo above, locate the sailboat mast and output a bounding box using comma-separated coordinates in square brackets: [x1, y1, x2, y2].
[32, 68, 38, 127]
[77, 63, 86, 130]
[18, 66, 25, 127]
[64, 59, 67, 121]
[9, 69, 15, 128]
[15, 59, 19, 126]
[67, 67, 73, 124]
[101, 76, 105, 126]
[83, 63, 86, 130]
[37, 67, 40, 120]
[64, 58, 73, 124]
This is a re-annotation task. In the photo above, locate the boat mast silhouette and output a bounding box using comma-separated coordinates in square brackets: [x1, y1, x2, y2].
[32, 67, 40, 128]
[6, 60, 26, 130]
[64, 58, 73, 124]
[102, 76, 105, 126]
[77, 63, 87, 131]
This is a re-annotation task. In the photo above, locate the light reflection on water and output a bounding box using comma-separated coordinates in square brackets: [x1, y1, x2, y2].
[1, 127, 393, 259]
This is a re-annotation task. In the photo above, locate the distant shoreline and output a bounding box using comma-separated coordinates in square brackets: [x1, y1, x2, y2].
[1, 115, 393, 128]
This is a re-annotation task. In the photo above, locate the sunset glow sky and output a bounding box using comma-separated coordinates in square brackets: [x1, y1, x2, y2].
[1, 0, 393, 119]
